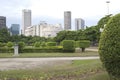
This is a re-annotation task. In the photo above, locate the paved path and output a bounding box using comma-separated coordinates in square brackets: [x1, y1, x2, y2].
[0, 57, 99, 71]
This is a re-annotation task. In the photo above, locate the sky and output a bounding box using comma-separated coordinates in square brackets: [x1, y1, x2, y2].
[0, 0, 120, 30]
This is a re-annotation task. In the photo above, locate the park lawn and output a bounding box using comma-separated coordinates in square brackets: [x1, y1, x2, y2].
[0, 59, 110, 80]
[0, 51, 98, 58]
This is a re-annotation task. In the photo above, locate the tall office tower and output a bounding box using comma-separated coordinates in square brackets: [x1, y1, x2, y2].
[75, 18, 85, 30]
[64, 11, 71, 30]
[0, 16, 6, 29]
[22, 9, 31, 35]
[10, 24, 20, 35]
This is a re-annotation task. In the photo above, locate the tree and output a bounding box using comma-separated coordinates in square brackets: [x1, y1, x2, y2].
[78, 40, 90, 52]
[99, 13, 120, 80]
[0, 28, 10, 42]
[76, 30, 87, 40]
[54, 31, 67, 43]
[84, 26, 98, 46]
[18, 41, 25, 53]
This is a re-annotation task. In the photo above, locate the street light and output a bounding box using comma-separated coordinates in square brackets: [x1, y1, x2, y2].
[106, 1, 110, 15]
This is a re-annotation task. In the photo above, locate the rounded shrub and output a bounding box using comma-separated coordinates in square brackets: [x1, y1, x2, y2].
[62, 40, 75, 52]
[6, 42, 13, 47]
[47, 42, 56, 46]
[78, 40, 90, 52]
[99, 13, 120, 80]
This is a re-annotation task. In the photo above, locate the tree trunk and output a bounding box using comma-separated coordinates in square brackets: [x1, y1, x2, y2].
[81, 48, 85, 52]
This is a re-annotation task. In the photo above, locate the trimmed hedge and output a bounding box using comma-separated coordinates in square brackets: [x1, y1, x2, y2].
[78, 40, 90, 52]
[62, 40, 75, 52]
[0, 47, 13, 53]
[99, 13, 120, 80]
[22, 47, 63, 53]
[47, 42, 56, 46]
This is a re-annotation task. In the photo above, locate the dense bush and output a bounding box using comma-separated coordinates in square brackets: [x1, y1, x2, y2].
[99, 13, 120, 80]
[34, 42, 41, 47]
[62, 40, 75, 52]
[78, 40, 90, 52]
[47, 42, 56, 46]
[6, 42, 13, 47]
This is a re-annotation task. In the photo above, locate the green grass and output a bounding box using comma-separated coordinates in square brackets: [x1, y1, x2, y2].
[0, 51, 98, 58]
[0, 59, 110, 80]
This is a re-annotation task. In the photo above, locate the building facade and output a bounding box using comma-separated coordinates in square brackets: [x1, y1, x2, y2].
[64, 11, 71, 30]
[10, 24, 20, 35]
[25, 22, 63, 37]
[75, 18, 85, 30]
[22, 9, 31, 35]
[0, 16, 6, 29]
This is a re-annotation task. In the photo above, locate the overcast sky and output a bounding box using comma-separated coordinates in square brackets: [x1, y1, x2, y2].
[0, 0, 120, 30]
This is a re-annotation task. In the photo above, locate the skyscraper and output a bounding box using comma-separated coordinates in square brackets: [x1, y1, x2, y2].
[75, 18, 85, 30]
[64, 11, 71, 30]
[10, 24, 20, 35]
[22, 9, 31, 35]
[0, 16, 6, 29]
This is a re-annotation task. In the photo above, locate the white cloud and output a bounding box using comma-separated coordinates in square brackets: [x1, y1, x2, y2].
[0, 0, 120, 27]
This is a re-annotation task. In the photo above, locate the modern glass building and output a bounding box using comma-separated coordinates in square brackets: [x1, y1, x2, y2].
[10, 24, 20, 35]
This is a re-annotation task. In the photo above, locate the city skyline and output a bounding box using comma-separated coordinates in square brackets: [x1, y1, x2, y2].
[0, 0, 120, 29]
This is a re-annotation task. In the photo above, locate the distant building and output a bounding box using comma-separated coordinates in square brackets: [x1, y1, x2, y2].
[10, 24, 20, 35]
[75, 18, 85, 30]
[0, 16, 6, 29]
[22, 9, 31, 35]
[25, 22, 63, 37]
[64, 11, 71, 30]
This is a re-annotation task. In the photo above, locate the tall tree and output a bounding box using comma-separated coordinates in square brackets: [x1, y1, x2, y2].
[0, 28, 10, 42]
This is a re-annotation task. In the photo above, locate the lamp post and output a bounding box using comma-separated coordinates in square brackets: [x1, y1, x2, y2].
[106, 1, 110, 15]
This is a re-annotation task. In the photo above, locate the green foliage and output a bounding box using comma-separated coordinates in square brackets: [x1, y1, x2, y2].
[78, 40, 90, 52]
[6, 42, 13, 47]
[84, 26, 99, 45]
[34, 42, 41, 47]
[97, 14, 112, 29]
[76, 30, 87, 40]
[41, 42, 46, 47]
[22, 47, 63, 53]
[47, 42, 56, 46]
[0, 47, 13, 53]
[0, 28, 10, 43]
[62, 40, 75, 52]
[18, 41, 25, 53]
[0, 42, 5, 47]
[99, 13, 120, 80]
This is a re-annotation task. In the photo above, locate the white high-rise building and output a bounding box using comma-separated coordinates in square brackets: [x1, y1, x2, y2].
[75, 18, 85, 30]
[25, 22, 63, 37]
[22, 9, 31, 35]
